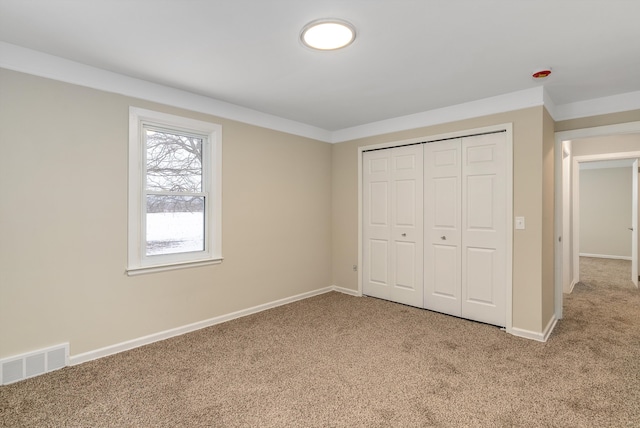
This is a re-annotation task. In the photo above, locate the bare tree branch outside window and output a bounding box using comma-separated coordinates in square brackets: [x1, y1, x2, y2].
[145, 129, 204, 213]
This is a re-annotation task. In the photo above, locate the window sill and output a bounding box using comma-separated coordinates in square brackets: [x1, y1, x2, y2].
[126, 257, 223, 276]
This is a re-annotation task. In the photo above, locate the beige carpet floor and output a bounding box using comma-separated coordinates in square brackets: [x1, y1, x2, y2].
[580, 255, 634, 288]
[2, 259, 640, 427]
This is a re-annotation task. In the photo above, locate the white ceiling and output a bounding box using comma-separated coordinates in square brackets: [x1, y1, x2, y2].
[1, 0, 639, 133]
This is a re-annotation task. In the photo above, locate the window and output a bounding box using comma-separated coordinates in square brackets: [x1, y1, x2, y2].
[128, 107, 222, 275]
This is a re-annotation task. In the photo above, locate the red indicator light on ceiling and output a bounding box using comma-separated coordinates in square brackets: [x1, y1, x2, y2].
[532, 69, 552, 79]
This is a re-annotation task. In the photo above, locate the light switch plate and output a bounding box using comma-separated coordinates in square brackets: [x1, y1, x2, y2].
[515, 216, 525, 230]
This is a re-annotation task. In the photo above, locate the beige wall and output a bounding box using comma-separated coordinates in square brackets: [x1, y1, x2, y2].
[541, 108, 555, 327]
[4, 65, 637, 358]
[571, 134, 640, 157]
[331, 106, 552, 333]
[580, 167, 632, 258]
[0, 69, 332, 358]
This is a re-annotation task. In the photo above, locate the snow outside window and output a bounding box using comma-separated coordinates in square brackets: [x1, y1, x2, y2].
[127, 108, 222, 275]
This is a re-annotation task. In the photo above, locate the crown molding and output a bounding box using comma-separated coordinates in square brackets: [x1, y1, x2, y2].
[552, 90, 640, 122]
[543, 87, 558, 119]
[0, 42, 333, 142]
[331, 87, 546, 143]
[2, 42, 639, 144]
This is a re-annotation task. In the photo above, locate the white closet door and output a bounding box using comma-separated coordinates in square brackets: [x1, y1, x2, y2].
[363, 149, 392, 300]
[363, 145, 424, 307]
[423, 139, 462, 316]
[461, 133, 507, 326]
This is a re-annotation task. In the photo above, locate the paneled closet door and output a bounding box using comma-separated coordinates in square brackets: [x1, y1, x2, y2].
[423, 133, 507, 327]
[423, 139, 462, 316]
[363, 145, 424, 308]
[461, 133, 507, 327]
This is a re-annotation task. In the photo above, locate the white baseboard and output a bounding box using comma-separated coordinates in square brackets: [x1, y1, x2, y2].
[70, 286, 337, 366]
[510, 327, 545, 342]
[542, 315, 558, 341]
[331, 285, 361, 296]
[10, 284, 555, 381]
[510, 315, 557, 343]
[568, 279, 577, 293]
[579, 253, 631, 261]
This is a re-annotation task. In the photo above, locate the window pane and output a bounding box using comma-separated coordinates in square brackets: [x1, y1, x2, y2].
[146, 195, 205, 256]
[145, 129, 202, 192]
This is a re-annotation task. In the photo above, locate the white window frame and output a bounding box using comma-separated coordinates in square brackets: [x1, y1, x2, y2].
[127, 107, 222, 275]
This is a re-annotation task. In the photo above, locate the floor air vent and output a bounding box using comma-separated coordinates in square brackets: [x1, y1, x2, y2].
[1, 343, 69, 385]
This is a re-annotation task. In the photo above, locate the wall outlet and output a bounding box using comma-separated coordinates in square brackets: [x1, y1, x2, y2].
[515, 216, 525, 230]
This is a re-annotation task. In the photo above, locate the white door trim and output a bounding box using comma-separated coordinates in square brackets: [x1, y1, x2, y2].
[554, 121, 640, 321]
[572, 152, 640, 287]
[358, 123, 513, 334]
[633, 159, 638, 288]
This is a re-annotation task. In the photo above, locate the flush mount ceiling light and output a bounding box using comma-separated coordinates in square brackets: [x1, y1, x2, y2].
[300, 19, 356, 51]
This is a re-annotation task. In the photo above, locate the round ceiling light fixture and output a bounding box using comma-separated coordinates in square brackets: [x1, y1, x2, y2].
[300, 19, 356, 51]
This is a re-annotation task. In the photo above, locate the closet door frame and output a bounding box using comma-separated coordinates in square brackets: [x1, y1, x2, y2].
[358, 123, 514, 334]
